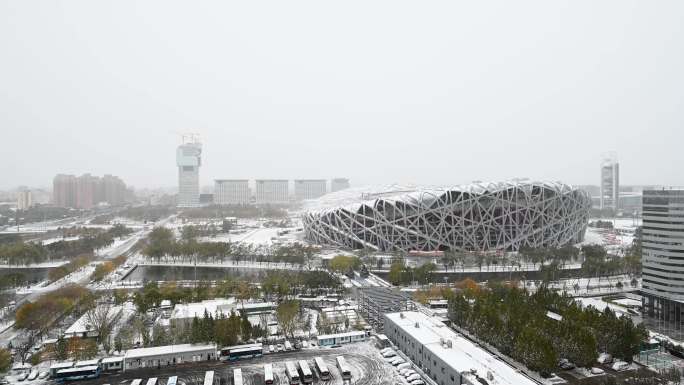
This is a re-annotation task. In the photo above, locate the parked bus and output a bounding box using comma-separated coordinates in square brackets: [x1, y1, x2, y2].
[264, 364, 274, 385]
[285, 361, 301, 385]
[53, 366, 101, 382]
[298, 360, 313, 384]
[314, 357, 330, 381]
[336, 356, 351, 380]
[130, 379, 143, 385]
[167, 377, 178, 385]
[220, 343, 263, 361]
[204, 371, 214, 385]
[146, 378, 158, 385]
[233, 369, 242, 385]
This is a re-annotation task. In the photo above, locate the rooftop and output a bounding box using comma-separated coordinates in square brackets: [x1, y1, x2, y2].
[317, 330, 366, 340]
[125, 343, 216, 359]
[171, 298, 236, 320]
[385, 311, 536, 385]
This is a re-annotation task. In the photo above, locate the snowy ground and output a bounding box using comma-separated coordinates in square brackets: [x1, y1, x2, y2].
[0, 261, 68, 268]
[197, 226, 302, 246]
[15, 263, 97, 295]
[41, 236, 80, 245]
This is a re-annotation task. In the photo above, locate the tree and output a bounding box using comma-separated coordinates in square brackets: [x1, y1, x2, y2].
[56, 336, 69, 360]
[513, 326, 558, 376]
[240, 314, 252, 342]
[85, 302, 115, 353]
[388, 262, 404, 285]
[114, 289, 128, 305]
[277, 300, 300, 339]
[0, 348, 12, 372]
[152, 324, 170, 347]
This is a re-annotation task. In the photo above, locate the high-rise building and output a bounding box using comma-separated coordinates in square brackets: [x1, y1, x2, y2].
[331, 178, 350, 192]
[53, 173, 128, 208]
[17, 189, 32, 210]
[53, 174, 77, 208]
[215, 180, 250, 205]
[642, 189, 684, 339]
[176, 138, 202, 208]
[294, 179, 327, 201]
[255, 180, 289, 204]
[600, 153, 619, 210]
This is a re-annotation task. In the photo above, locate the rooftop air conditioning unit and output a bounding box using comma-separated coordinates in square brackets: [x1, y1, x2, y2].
[446, 340, 453, 349]
[414, 322, 420, 328]
[400, 313, 405, 318]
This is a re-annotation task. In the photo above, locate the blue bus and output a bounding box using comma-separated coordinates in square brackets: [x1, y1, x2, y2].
[54, 365, 101, 381]
[220, 343, 263, 361]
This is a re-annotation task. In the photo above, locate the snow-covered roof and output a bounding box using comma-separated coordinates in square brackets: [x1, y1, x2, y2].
[236, 302, 275, 310]
[49, 362, 74, 370]
[385, 312, 537, 385]
[125, 343, 216, 359]
[101, 357, 124, 363]
[302, 180, 579, 214]
[170, 298, 236, 320]
[64, 306, 122, 335]
[75, 359, 100, 367]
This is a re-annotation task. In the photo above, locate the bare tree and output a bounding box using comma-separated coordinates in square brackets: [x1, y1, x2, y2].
[85, 301, 116, 353]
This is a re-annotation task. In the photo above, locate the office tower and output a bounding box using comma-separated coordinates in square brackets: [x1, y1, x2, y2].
[176, 138, 202, 208]
[294, 179, 327, 200]
[215, 180, 250, 205]
[600, 153, 619, 210]
[255, 180, 289, 204]
[53, 174, 77, 208]
[17, 189, 32, 210]
[331, 178, 350, 192]
[642, 189, 684, 339]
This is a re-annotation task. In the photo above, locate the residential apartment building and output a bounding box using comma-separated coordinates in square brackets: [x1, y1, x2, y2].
[215, 180, 250, 204]
[294, 179, 327, 201]
[53, 173, 128, 209]
[53, 174, 78, 208]
[255, 180, 289, 204]
[16, 189, 32, 210]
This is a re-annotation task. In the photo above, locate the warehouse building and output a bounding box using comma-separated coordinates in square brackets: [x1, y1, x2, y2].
[384, 311, 536, 385]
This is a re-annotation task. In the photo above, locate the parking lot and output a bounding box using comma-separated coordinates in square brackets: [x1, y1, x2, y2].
[68, 342, 405, 385]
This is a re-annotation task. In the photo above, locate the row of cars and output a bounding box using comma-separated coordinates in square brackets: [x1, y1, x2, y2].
[380, 347, 425, 385]
[13, 370, 49, 382]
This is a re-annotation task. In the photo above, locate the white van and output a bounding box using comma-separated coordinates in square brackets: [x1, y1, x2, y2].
[611, 361, 630, 372]
[396, 363, 411, 370]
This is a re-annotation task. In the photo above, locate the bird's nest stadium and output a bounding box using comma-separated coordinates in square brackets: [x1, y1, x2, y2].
[302, 181, 591, 252]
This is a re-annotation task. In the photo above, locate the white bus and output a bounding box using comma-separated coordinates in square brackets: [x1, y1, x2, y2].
[146, 378, 158, 385]
[131, 379, 143, 385]
[298, 360, 313, 384]
[285, 361, 300, 385]
[233, 369, 243, 385]
[167, 377, 178, 385]
[204, 371, 215, 385]
[264, 364, 274, 385]
[336, 356, 351, 380]
[314, 357, 330, 381]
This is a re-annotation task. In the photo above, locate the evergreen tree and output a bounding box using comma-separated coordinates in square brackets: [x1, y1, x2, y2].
[240, 314, 252, 342]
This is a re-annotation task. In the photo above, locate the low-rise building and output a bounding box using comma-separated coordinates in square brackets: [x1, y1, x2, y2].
[101, 357, 124, 372]
[64, 306, 123, 339]
[170, 298, 236, 328]
[124, 343, 216, 371]
[384, 311, 536, 385]
[317, 331, 367, 346]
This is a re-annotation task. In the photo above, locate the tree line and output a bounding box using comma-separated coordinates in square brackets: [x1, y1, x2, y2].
[179, 204, 288, 220]
[0, 224, 132, 265]
[448, 283, 647, 376]
[142, 226, 317, 267]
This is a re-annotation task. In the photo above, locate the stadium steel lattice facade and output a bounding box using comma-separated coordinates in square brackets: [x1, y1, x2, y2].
[302, 181, 591, 252]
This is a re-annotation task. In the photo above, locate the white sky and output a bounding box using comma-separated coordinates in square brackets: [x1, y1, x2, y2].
[1, 1, 683, 190]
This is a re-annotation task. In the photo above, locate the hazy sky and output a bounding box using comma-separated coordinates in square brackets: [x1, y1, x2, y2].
[1, 1, 683, 190]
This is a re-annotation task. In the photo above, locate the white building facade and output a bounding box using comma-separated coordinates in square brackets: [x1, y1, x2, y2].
[176, 141, 202, 208]
[17, 189, 32, 210]
[255, 180, 289, 204]
[600, 153, 619, 210]
[295, 179, 327, 201]
[215, 180, 250, 205]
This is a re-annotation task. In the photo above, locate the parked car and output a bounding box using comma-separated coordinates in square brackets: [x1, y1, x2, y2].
[380, 347, 394, 354]
[558, 359, 575, 370]
[38, 372, 48, 379]
[16, 373, 28, 382]
[411, 381, 425, 385]
[27, 371, 38, 381]
[590, 367, 605, 375]
[402, 370, 417, 377]
[302, 341, 309, 348]
[597, 353, 613, 364]
[396, 363, 411, 370]
[611, 361, 630, 372]
[390, 358, 405, 366]
[382, 350, 397, 358]
[406, 374, 421, 382]
[276, 344, 283, 352]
